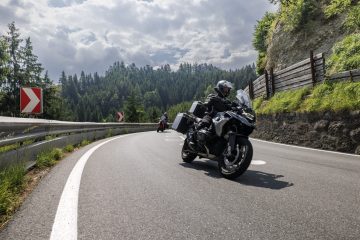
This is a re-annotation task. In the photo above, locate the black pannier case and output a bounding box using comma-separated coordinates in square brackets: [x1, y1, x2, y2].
[189, 101, 206, 118]
[172, 113, 193, 134]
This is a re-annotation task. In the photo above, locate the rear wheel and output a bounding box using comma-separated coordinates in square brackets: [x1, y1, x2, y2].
[218, 137, 253, 179]
[181, 140, 197, 163]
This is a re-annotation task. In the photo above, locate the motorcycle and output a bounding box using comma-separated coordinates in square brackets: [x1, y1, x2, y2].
[157, 116, 169, 132]
[172, 90, 256, 179]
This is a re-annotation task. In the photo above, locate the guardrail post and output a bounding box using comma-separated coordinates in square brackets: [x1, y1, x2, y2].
[310, 50, 316, 86]
[264, 70, 270, 99]
[349, 70, 353, 82]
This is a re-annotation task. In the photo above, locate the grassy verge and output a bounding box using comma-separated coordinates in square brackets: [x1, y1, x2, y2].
[0, 142, 78, 228]
[0, 164, 26, 225]
[254, 81, 360, 114]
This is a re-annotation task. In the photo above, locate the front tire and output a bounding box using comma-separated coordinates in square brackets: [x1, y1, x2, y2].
[218, 138, 253, 179]
[181, 140, 197, 163]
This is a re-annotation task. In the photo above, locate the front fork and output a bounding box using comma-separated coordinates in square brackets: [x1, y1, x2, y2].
[228, 132, 236, 153]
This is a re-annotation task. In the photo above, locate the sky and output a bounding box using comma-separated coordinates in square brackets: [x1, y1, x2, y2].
[0, 0, 277, 81]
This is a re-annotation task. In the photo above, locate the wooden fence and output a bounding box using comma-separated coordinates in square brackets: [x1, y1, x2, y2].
[245, 51, 325, 99]
[327, 69, 360, 82]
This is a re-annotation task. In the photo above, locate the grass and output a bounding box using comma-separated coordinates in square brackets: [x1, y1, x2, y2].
[36, 148, 64, 169]
[105, 128, 113, 138]
[45, 135, 56, 141]
[0, 143, 20, 154]
[255, 86, 311, 115]
[79, 139, 91, 147]
[254, 81, 360, 114]
[63, 144, 74, 153]
[0, 139, 94, 226]
[0, 164, 26, 216]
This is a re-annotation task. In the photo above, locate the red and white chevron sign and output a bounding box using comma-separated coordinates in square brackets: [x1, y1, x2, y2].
[116, 111, 124, 122]
[20, 87, 43, 114]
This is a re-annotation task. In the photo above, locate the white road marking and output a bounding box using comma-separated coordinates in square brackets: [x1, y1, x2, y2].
[50, 135, 126, 240]
[251, 160, 266, 165]
[250, 138, 360, 157]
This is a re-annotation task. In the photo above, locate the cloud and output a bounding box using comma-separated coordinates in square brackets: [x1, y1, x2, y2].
[0, 0, 277, 81]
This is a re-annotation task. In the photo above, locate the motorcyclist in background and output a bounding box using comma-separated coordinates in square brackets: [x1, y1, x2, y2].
[162, 112, 169, 123]
[189, 80, 233, 146]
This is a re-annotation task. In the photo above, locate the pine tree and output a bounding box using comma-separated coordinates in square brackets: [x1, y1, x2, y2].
[21, 37, 43, 86]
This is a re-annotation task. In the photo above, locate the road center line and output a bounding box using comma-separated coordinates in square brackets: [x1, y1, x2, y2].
[50, 135, 126, 240]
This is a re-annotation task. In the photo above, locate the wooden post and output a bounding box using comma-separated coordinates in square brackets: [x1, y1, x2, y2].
[270, 68, 275, 95]
[349, 70, 353, 82]
[249, 81, 254, 100]
[264, 70, 270, 99]
[310, 50, 316, 86]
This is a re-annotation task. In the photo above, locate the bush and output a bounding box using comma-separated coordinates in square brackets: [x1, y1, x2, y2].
[327, 34, 360, 75]
[80, 139, 91, 147]
[64, 144, 74, 152]
[278, 0, 317, 32]
[256, 52, 267, 75]
[324, 0, 353, 18]
[51, 148, 63, 160]
[344, 4, 360, 31]
[36, 149, 62, 169]
[253, 12, 277, 53]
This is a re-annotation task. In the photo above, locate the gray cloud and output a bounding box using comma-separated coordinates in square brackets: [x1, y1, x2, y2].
[0, 0, 276, 81]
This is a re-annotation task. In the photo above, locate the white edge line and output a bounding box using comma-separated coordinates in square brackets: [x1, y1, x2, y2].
[250, 138, 360, 157]
[50, 135, 125, 240]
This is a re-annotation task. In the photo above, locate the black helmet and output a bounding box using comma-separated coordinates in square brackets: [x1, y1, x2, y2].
[215, 80, 233, 97]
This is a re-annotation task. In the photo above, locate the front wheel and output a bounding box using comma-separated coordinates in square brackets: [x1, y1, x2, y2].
[218, 137, 253, 179]
[181, 139, 197, 163]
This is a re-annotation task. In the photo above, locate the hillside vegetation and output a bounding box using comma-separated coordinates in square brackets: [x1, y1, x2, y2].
[253, 0, 359, 75]
[251, 0, 360, 115]
[254, 81, 360, 114]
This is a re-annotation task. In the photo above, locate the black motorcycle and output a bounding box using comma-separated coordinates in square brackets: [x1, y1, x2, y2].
[172, 90, 256, 179]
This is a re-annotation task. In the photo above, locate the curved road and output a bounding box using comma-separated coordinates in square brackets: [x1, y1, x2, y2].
[1, 131, 359, 240]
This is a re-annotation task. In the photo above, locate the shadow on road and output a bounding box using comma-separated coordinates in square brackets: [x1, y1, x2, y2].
[180, 160, 294, 190]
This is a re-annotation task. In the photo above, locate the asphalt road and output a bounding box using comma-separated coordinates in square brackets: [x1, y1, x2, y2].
[1, 130, 359, 240]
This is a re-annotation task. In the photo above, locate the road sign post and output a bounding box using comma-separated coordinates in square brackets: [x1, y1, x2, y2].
[20, 87, 43, 114]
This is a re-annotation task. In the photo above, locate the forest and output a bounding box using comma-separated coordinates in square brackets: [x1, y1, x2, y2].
[0, 22, 257, 122]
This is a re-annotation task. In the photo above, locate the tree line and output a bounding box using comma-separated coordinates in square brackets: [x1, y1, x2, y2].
[60, 62, 257, 122]
[1, 22, 257, 122]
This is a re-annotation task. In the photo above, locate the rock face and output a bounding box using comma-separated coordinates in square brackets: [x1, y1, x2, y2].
[265, 11, 347, 71]
[251, 111, 360, 154]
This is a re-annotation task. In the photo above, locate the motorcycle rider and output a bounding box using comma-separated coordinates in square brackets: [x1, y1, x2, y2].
[162, 112, 168, 123]
[189, 80, 233, 146]
[161, 112, 169, 127]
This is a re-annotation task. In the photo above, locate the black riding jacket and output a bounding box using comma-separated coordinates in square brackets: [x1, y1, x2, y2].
[204, 92, 232, 118]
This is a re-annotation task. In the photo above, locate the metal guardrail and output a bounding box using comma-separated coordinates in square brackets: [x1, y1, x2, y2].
[0, 116, 158, 170]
